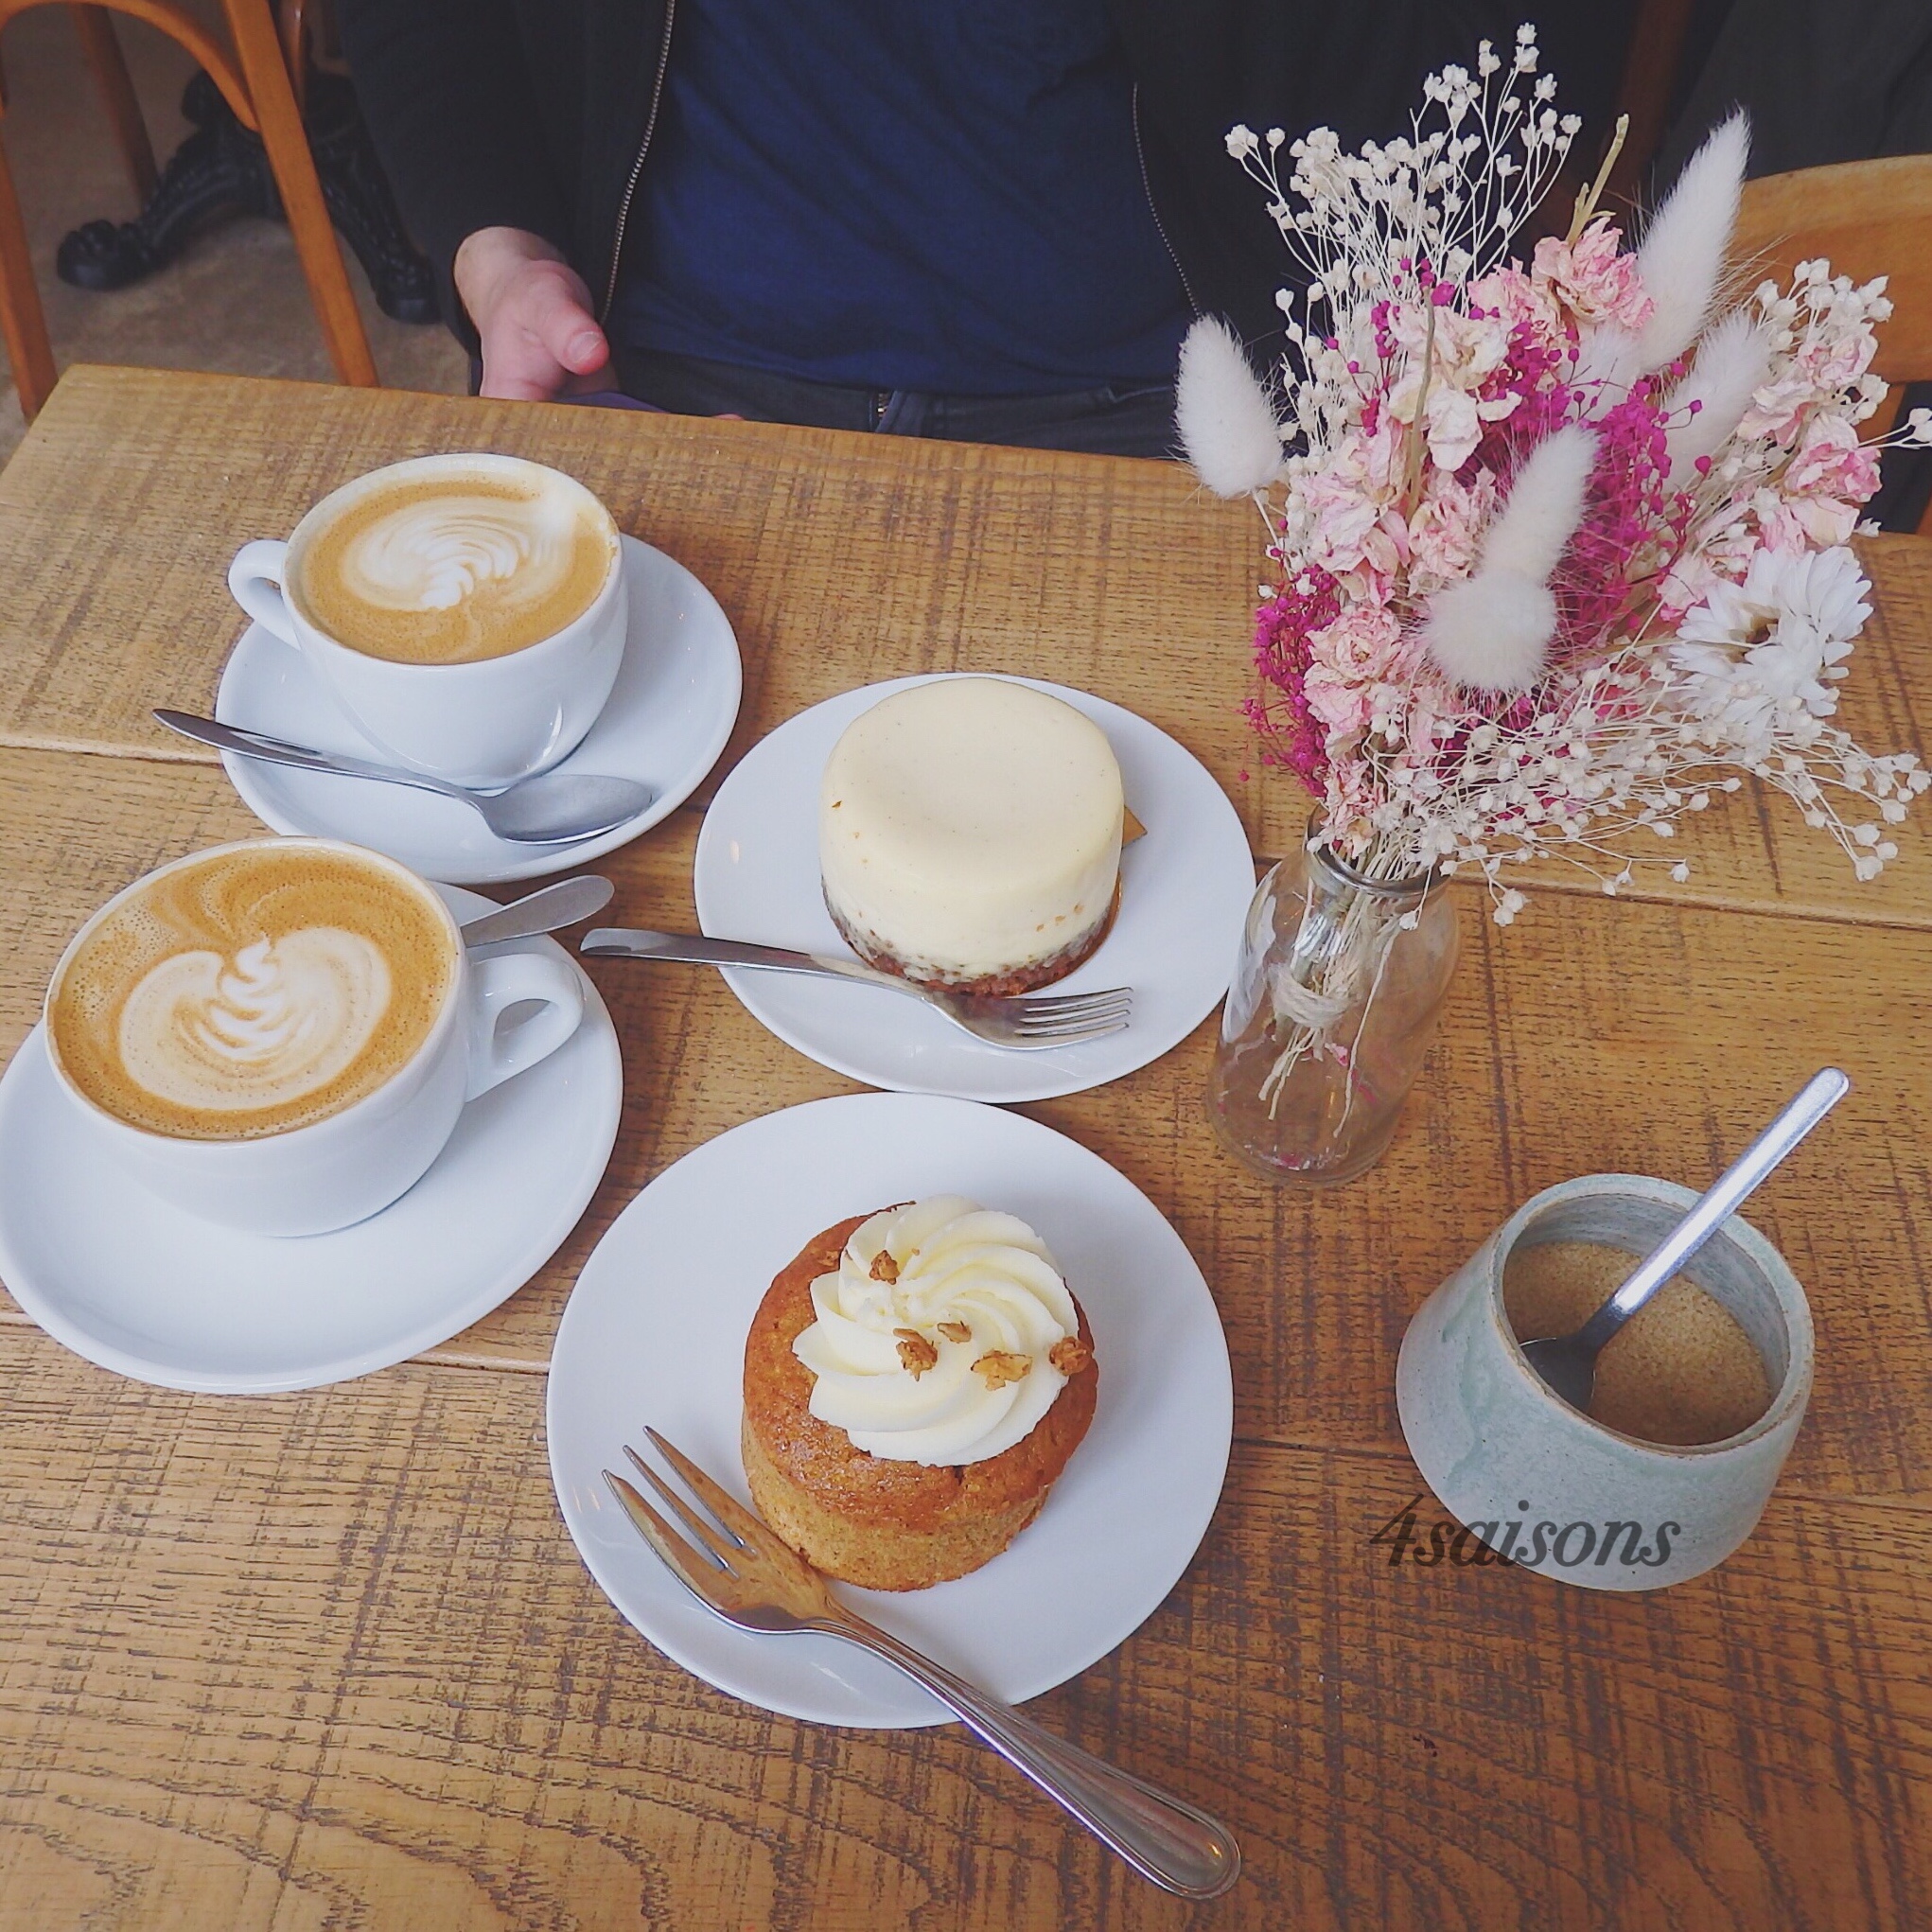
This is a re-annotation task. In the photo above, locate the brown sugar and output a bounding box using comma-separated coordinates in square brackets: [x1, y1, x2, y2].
[1502, 1240, 1774, 1446]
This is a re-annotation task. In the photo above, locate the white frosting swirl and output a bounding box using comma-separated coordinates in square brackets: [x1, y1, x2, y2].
[339, 490, 579, 613]
[116, 927, 391, 1113]
[792, 1196, 1084, 1466]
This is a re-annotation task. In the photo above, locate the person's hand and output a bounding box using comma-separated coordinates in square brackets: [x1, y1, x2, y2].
[454, 227, 611, 401]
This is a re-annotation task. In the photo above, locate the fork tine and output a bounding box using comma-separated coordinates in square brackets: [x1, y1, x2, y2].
[624, 1443, 743, 1565]
[1018, 1003, 1133, 1029]
[1015, 1011, 1132, 1036]
[1012, 987, 1133, 1018]
[603, 1470, 735, 1606]
[1012, 995, 1133, 1025]
[644, 1426, 799, 1564]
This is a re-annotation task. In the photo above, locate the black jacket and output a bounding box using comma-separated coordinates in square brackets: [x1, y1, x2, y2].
[338, 2, 1632, 366]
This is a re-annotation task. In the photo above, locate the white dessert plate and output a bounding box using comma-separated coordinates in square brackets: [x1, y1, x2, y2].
[215, 535, 742, 885]
[0, 887, 622, 1393]
[692, 675, 1255, 1102]
[547, 1091, 1233, 1728]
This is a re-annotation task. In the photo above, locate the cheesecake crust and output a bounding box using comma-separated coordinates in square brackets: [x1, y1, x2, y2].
[826, 880, 1121, 996]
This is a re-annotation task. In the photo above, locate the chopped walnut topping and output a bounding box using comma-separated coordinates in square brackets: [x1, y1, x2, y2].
[937, 1320, 972, 1344]
[1048, 1337, 1092, 1376]
[894, 1328, 938, 1378]
[869, 1249, 900, 1284]
[972, 1350, 1032, 1389]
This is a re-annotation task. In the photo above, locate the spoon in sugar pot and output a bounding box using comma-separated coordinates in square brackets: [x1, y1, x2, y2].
[1519, 1068, 1850, 1415]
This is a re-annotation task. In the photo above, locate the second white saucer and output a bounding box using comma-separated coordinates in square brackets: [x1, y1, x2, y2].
[0, 887, 623, 1393]
[547, 1092, 1234, 1727]
[693, 675, 1256, 1102]
[215, 535, 742, 885]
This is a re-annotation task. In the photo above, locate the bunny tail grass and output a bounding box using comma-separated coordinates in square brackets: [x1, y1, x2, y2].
[1176, 317, 1285, 497]
[1634, 114, 1750, 375]
[1664, 309, 1773, 486]
[1426, 427, 1598, 693]
[1572, 325, 1641, 409]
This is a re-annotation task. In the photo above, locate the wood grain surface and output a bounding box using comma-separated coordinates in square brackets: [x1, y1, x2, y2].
[0, 366, 1928, 924]
[3, 1332, 1928, 1932]
[0, 368, 1929, 1930]
[0, 748, 1928, 1505]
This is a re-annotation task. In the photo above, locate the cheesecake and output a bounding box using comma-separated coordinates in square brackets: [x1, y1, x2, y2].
[819, 678, 1124, 993]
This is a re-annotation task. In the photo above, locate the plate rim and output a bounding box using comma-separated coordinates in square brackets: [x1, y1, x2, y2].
[0, 890, 624, 1393]
[217, 534, 743, 885]
[691, 672, 1255, 1103]
[545, 1089, 1234, 1728]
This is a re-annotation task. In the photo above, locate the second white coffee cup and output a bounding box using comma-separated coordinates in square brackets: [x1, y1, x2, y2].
[228, 453, 628, 790]
[44, 837, 587, 1237]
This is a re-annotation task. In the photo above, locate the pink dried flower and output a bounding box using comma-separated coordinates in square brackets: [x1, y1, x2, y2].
[1304, 606, 1406, 738]
[1783, 413, 1882, 506]
[1295, 466, 1387, 578]
[1408, 470, 1497, 589]
[1739, 370, 1815, 445]
[1532, 220, 1656, 332]
[1555, 385, 1686, 655]
[1248, 568, 1335, 792]
[1467, 264, 1561, 342]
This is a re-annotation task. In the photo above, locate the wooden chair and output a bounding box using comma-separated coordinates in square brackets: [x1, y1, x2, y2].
[0, 0, 376, 421]
[1732, 153, 1932, 536]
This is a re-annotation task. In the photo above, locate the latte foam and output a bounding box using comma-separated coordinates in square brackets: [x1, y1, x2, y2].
[296, 464, 616, 664]
[49, 843, 456, 1140]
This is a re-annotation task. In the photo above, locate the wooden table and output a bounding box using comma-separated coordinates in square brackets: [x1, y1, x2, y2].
[0, 367, 1927, 1932]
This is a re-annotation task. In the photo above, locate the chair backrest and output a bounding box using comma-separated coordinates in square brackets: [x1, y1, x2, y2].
[1731, 154, 1932, 386]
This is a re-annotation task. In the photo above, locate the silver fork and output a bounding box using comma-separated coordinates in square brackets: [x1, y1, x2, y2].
[604, 1429, 1239, 1900]
[580, 929, 1132, 1049]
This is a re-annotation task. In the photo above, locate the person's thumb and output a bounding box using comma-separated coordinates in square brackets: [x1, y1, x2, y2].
[532, 272, 608, 377]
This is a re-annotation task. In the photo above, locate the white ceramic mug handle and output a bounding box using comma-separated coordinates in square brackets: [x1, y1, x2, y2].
[228, 538, 300, 647]
[464, 951, 586, 1100]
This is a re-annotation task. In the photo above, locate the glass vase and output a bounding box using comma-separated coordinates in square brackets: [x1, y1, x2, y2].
[1207, 821, 1460, 1186]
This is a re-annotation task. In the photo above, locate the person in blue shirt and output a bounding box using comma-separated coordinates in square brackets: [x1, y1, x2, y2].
[339, 3, 1591, 456]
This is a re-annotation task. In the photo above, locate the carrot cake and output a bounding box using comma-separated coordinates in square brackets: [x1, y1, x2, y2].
[742, 1196, 1098, 1590]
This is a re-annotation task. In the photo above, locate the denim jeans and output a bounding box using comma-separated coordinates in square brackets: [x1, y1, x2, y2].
[608, 346, 1180, 460]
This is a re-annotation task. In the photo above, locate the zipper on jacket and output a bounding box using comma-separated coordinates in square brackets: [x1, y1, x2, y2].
[600, 0, 678, 322]
[1133, 83, 1199, 318]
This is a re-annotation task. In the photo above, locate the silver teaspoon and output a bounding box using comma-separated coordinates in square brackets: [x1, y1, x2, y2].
[153, 710, 655, 845]
[1519, 1067, 1850, 1415]
[458, 875, 614, 948]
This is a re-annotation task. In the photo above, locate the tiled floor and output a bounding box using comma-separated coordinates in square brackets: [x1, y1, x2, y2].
[0, 3, 467, 465]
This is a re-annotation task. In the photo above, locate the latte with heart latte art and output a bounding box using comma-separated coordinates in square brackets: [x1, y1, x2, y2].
[47, 842, 456, 1139]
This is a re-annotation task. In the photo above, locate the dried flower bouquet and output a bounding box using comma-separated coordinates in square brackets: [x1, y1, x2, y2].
[1178, 24, 1929, 931]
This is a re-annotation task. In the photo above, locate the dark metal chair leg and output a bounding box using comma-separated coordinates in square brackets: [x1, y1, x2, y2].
[55, 69, 435, 325]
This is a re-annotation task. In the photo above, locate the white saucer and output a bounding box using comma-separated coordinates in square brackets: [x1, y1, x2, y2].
[547, 1092, 1233, 1728]
[691, 675, 1256, 1102]
[215, 536, 742, 885]
[0, 887, 622, 1393]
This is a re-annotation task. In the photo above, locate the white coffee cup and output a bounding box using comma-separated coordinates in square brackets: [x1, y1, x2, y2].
[1396, 1174, 1813, 1590]
[228, 453, 628, 790]
[44, 837, 587, 1237]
